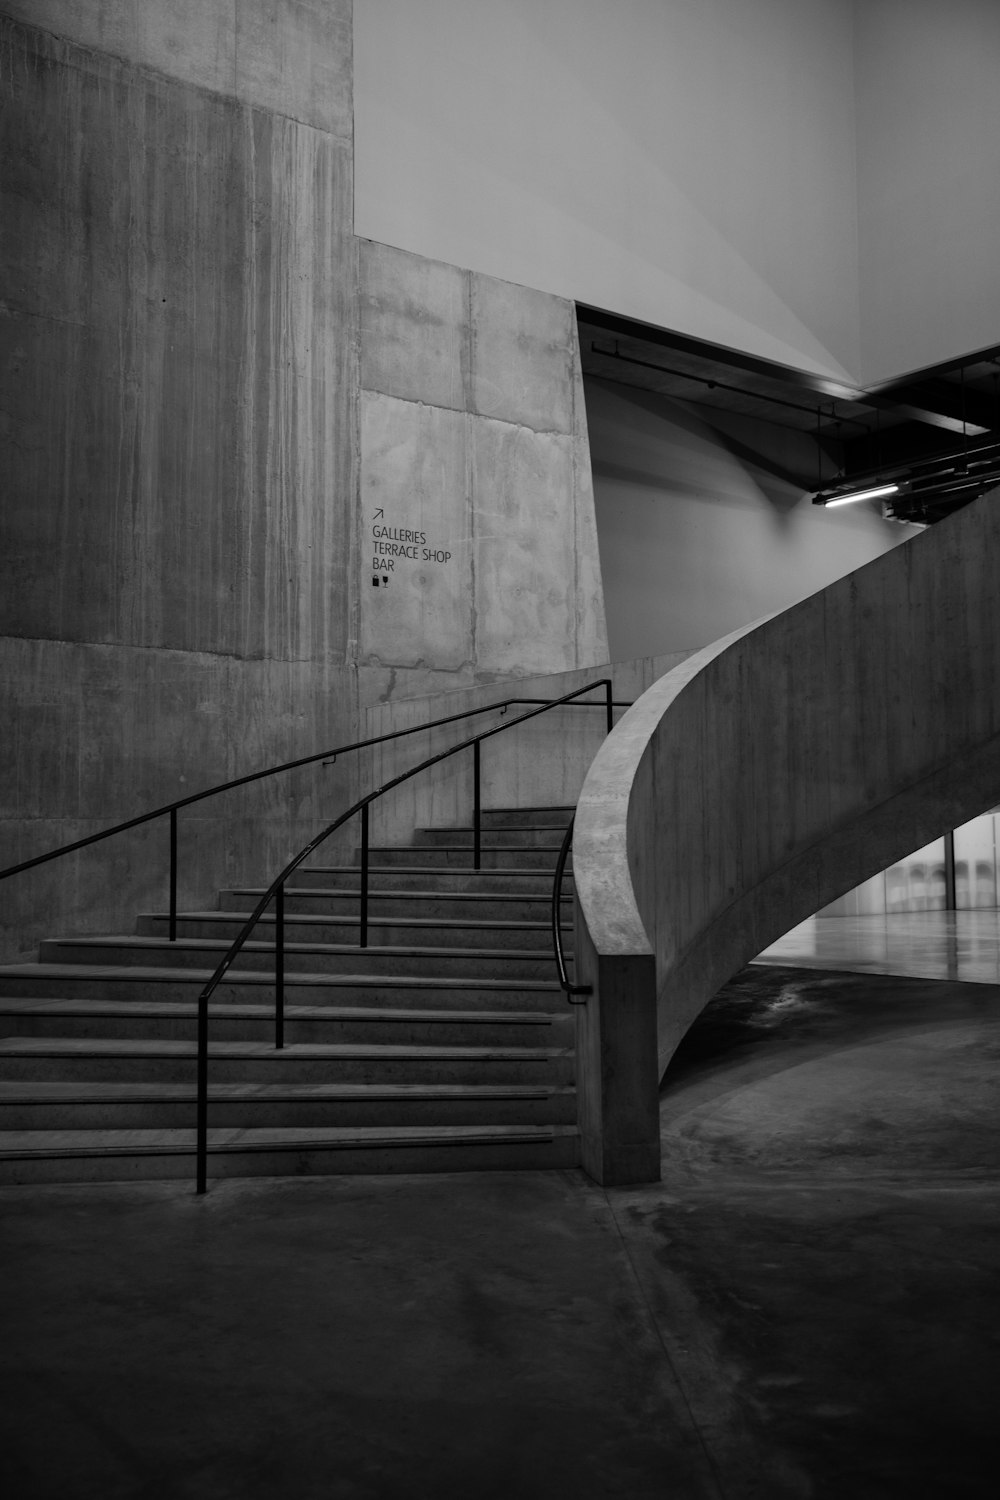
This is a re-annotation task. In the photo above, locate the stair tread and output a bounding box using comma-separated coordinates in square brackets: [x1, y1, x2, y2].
[414, 825, 571, 832]
[301, 866, 567, 876]
[144, 911, 571, 932]
[413, 828, 569, 840]
[0, 1037, 570, 1060]
[42, 936, 552, 959]
[0, 997, 564, 1024]
[229, 887, 573, 900]
[0, 1123, 580, 1158]
[478, 805, 576, 811]
[0, 962, 560, 991]
[372, 843, 562, 849]
[0, 1080, 574, 1101]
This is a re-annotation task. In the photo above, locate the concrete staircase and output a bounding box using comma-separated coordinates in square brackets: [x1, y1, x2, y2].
[0, 807, 579, 1183]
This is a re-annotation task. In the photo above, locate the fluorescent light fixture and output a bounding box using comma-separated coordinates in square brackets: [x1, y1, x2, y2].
[823, 483, 900, 508]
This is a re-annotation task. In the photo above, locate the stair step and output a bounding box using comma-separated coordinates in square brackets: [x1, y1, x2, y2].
[0, 1080, 577, 1129]
[220, 887, 573, 921]
[294, 867, 571, 893]
[479, 807, 575, 828]
[352, 846, 564, 869]
[137, 910, 572, 952]
[0, 1123, 581, 1183]
[0, 997, 571, 1046]
[0, 964, 565, 1011]
[5, 799, 584, 1183]
[412, 826, 570, 848]
[0, 1036, 574, 1085]
[38, 936, 556, 980]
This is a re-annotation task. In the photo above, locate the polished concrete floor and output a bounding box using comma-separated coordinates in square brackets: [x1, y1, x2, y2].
[759, 909, 1000, 984]
[3, 954, 1000, 1497]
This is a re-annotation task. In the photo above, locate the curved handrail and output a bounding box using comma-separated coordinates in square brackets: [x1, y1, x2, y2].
[193, 677, 615, 1191]
[551, 817, 590, 1001]
[575, 617, 765, 963]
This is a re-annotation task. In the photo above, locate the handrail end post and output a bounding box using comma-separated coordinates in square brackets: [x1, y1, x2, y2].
[196, 986, 209, 1194]
[275, 881, 285, 1050]
[473, 741, 482, 871]
[168, 807, 178, 942]
[360, 804, 369, 948]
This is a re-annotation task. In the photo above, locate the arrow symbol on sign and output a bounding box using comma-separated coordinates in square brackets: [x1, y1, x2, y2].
[373, 508, 384, 520]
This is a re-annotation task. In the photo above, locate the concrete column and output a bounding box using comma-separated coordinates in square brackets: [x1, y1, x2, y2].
[573, 904, 661, 1187]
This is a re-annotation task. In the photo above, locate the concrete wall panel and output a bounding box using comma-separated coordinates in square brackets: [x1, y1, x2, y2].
[357, 241, 608, 695]
[359, 393, 473, 671]
[0, 637, 359, 960]
[1, 23, 355, 661]
[571, 336, 607, 662]
[359, 240, 469, 412]
[0, 1, 235, 95]
[0, 13, 357, 957]
[1, 1, 352, 134]
[472, 422, 577, 676]
[235, 0, 353, 137]
[470, 276, 574, 434]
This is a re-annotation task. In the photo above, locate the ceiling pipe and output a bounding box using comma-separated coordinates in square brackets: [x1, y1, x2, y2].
[589, 343, 871, 430]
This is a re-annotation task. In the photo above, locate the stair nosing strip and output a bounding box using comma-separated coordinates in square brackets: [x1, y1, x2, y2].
[0, 964, 562, 991]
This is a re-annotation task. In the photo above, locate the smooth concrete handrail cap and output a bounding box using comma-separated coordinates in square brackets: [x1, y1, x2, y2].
[574, 617, 769, 958]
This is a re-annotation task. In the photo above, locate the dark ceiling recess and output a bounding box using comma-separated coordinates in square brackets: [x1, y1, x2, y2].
[577, 304, 1000, 525]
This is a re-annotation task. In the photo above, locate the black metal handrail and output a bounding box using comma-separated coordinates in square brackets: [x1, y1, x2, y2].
[552, 816, 590, 1002]
[191, 678, 618, 1191]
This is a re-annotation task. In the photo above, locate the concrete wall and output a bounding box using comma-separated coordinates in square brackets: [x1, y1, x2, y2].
[856, 0, 1000, 381]
[0, 1, 353, 122]
[354, 0, 862, 381]
[1, 5, 613, 960]
[586, 378, 921, 659]
[0, 5, 359, 960]
[356, 240, 608, 702]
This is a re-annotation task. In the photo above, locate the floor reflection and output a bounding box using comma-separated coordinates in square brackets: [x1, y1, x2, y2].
[755, 910, 1000, 984]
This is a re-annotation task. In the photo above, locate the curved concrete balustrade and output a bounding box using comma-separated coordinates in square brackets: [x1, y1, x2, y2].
[573, 486, 1000, 1185]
